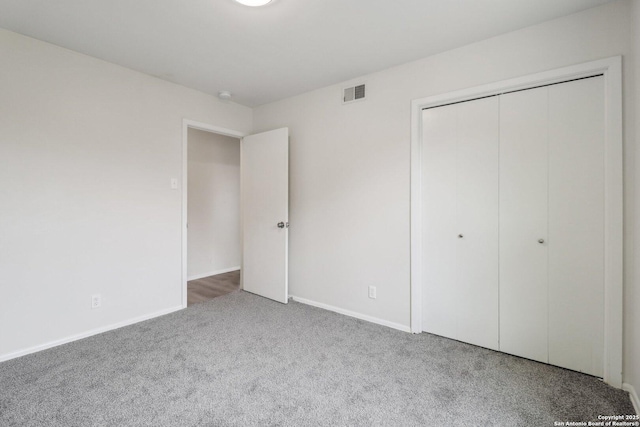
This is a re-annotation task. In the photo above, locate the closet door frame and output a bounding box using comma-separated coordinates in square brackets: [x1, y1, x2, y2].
[410, 56, 623, 388]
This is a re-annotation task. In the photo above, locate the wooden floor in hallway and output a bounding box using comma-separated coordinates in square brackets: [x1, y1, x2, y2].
[187, 270, 240, 306]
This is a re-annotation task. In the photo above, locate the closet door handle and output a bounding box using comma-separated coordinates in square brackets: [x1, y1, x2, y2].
[538, 238, 545, 244]
[458, 234, 464, 239]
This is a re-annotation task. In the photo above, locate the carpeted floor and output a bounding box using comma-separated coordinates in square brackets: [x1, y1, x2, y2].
[0, 291, 634, 426]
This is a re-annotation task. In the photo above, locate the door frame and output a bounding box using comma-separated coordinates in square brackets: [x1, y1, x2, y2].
[410, 56, 623, 387]
[181, 119, 246, 309]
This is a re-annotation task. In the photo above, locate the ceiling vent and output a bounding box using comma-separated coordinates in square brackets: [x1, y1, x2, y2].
[343, 84, 366, 104]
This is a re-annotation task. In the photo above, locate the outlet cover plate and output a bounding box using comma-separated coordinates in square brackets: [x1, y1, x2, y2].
[91, 294, 101, 309]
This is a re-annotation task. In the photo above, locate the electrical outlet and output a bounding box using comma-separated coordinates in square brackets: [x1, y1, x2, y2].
[91, 294, 101, 309]
[368, 286, 377, 299]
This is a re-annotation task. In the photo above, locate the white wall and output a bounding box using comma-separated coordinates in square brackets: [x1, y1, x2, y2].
[630, 0, 640, 406]
[0, 28, 252, 359]
[253, 1, 638, 388]
[187, 129, 241, 279]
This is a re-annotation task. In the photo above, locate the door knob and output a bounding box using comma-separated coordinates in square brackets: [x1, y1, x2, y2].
[458, 234, 464, 239]
[538, 238, 545, 244]
[277, 222, 285, 229]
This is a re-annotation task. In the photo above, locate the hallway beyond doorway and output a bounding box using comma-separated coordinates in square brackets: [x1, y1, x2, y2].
[187, 270, 240, 306]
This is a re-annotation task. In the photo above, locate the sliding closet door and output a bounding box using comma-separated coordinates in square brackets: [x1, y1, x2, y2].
[499, 87, 549, 364]
[422, 104, 458, 340]
[422, 98, 499, 350]
[455, 97, 499, 350]
[548, 77, 604, 377]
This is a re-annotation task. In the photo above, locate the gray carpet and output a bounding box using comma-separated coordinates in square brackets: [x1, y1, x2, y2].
[0, 291, 634, 426]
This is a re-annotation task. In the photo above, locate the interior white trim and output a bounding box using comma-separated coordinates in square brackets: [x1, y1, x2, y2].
[410, 56, 623, 388]
[181, 119, 246, 308]
[623, 383, 640, 415]
[290, 295, 411, 333]
[187, 266, 240, 282]
[0, 305, 183, 363]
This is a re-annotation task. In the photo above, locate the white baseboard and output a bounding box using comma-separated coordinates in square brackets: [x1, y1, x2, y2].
[0, 305, 184, 363]
[623, 383, 640, 415]
[187, 266, 240, 281]
[289, 295, 411, 333]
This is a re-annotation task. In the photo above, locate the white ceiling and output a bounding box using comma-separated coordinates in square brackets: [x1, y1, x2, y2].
[0, 0, 616, 107]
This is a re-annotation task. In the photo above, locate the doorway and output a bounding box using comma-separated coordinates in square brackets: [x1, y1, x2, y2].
[186, 127, 241, 306]
[181, 120, 290, 308]
[182, 121, 245, 307]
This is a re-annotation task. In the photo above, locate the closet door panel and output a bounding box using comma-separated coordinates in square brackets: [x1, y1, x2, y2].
[548, 77, 605, 377]
[499, 87, 549, 363]
[455, 97, 500, 350]
[421, 105, 458, 339]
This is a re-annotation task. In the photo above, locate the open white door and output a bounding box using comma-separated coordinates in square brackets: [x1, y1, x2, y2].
[241, 128, 289, 303]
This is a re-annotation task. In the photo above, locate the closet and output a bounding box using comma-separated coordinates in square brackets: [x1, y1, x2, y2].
[421, 76, 604, 377]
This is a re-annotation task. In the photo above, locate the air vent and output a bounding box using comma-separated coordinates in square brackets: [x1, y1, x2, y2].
[343, 84, 366, 104]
